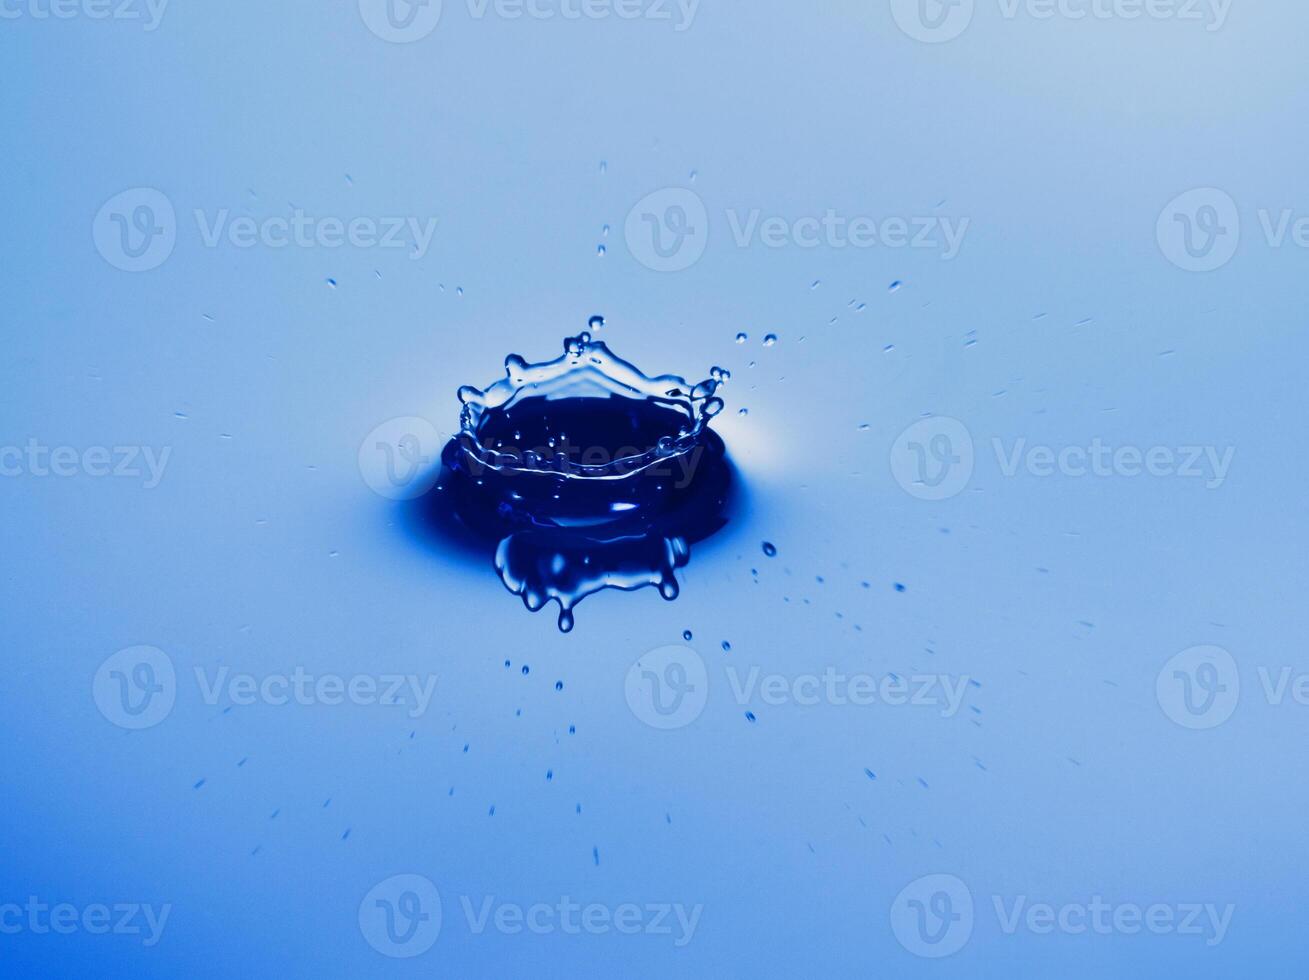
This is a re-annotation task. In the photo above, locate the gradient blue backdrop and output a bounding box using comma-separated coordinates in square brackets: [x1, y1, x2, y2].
[3, 0, 1307, 976]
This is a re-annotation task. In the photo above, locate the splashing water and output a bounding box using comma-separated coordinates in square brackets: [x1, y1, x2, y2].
[436, 328, 735, 631]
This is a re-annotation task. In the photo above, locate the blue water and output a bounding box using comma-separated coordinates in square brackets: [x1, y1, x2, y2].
[3, 2, 1308, 977]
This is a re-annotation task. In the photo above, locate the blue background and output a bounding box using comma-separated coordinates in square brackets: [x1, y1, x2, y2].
[3, 0, 1307, 976]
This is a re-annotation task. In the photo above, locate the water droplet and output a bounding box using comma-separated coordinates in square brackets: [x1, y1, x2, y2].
[737, 407, 748, 416]
[721, 641, 731, 652]
[521, 665, 530, 675]
[597, 244, 606, 257]
[326, 278, 337, 288]
[555, 680, 564, 691]
[735, 332, 748, 344]
[762, 541, 777, 557]
[588, 314, 605, 331]
[810, 279, 821, 290]
[894, 582, 906, 592]
[682, 629, 693, 641]
[599, 160, 607, 174]
[763, 334, 777, 347]
[744, 711, 757, 723]
[888, 280, 902, 292]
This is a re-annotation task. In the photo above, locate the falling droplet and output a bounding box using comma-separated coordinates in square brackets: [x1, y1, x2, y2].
[889, 280, 902, 292]
[721, 641, 731, 652]
[599, 160, 607, 174]
[555, 680, 564, 691]
[326, 278, 337, 288]
[682, 629, 693, 641]
[735, 332, 748, 344]
[588, 314, 605, 331]
[762, 541, 777, 557]
[763, 334, 777, 347]
[737, 407, 748, 416]
[597, 244, 606, 257]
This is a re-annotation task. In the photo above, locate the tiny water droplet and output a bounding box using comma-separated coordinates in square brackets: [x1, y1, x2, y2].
[588, 314, 605, 331]
[521, 665, 530, 675]
[888, 280, 902, 292]
[682, 629, 693, 641]
[326, 278, 337, 288]
[762, 542, 777, 557]
[744, 711, 757, 723]
[555, 680, 564, 691]
[735, 332, 748, 344]
[599, 160, 607, 174]
[810, 279, 821, 290]
[738, 407, 748, 416]
[721, 641, 731, 652]
[763, 333, 777, 347]
[597, 244, 606, 257]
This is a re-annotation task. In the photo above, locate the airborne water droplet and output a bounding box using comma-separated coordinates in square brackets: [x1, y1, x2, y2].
[762, 541, 777, 557]
[735, 332, 748, 344]
[763, 334, 777, 347]
[588, 315, 605, 331]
